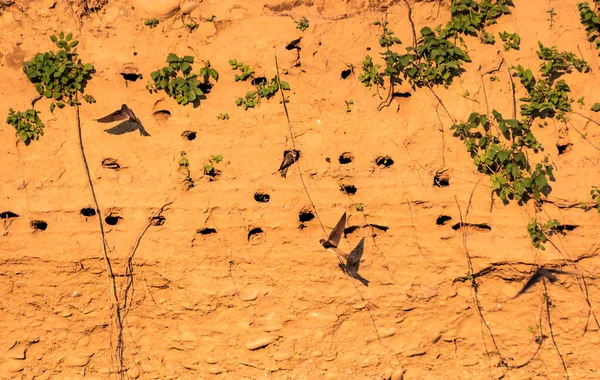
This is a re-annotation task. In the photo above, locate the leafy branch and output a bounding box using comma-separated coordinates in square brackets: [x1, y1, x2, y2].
[23, 32, 95, 113]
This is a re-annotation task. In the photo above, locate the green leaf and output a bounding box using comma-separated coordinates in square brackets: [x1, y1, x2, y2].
[591, 103, 600, 112]
[50, 35, 58, 42]
[280, 81, 290, 90]
[66, 33, 73, 41]
[166, 53, 180, 63]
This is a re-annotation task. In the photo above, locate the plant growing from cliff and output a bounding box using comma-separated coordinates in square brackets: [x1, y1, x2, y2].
[23, 32, 95, 113]
[229, 59, 290, 109]
[528, 217, 561, 250]
[147, 54, 217, 106]
[446, 0, 514, 40]
[590, 186, 600, 213]
[144, 18, 159, 28]
[178, 151, 194, 189]
[451, 111, 554, 203]
[294, 16, 309, 31]
[360, 20, 471, 109]
[578, 1, 600, 51]
[204, 154, 223, 177]
[6, 108, 45, 145]
[511, 42, 589, 122]
[217, 113, 229, 120]
[499, 31, 520, 50]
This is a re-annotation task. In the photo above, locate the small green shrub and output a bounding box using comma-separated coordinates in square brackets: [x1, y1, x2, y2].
[451, 111, 554, 203]
[512, 42, 589, 122]
[294, 16, 309, 31]
[144, 18, 159, 28]
[23, 32, 95, 113]
[590, 186, 600, 213]
[186, 22, 198, 31]
[204, 154, 223, 176]
[205, 15, 216, 22]
[229, 59, 290, 109]
[345, 100, 354, 113]
[446, 0, 513, 39]
[217, 113, 229, 120]
[178, 151, 194, 189]
[499, 31, 520, 50]
[528, 218, 561, 250]
[6, 108, 45, 145]
[578, 1, 600, 50]
[147, 54, 217, 106]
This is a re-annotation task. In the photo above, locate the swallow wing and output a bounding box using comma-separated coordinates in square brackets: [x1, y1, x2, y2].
[327, 212, 347, 247]
[96, 109, 128, 123]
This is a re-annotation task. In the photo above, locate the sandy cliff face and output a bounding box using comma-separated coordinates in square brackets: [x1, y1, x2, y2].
[1, 0, 600, 378]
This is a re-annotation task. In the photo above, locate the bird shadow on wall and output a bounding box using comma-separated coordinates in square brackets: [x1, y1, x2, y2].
[105, 120, 151, 136]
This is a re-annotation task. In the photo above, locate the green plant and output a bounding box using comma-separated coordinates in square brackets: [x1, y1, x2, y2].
[294, 16, 309, 31]
[147, 53, 217, 106]
[490, 75, 499, 82]
[446, 0, 513, 39]
[591, 186, 600, 213]
[229, 59, 290, 109]
[355, 203, 364, 212]
[217, 113, 229, 120]
[577, 96, 585, 107]
[528, 218, 561, 250]
[511, 42, 589, 122]
[186, 22, 198, 31]
[23, 32, 95, 113]
[204, 154, 223, 176]
[178, 151, 194, 189]
[199, 61, 219, 83]
[345, 99, 354, 113]
[205, 15, 216, 22]
[361, 21, 471, 95]
[144, 18, 159, 28]
[547, 8, 557, 28]
[6, 108, 45, 145]
[451, 111, 554, 203]
[499, 31, 520, 50]
[480, 30, 495, 44]
[578, 1, 600, 50]
[592, 103, 600, 111]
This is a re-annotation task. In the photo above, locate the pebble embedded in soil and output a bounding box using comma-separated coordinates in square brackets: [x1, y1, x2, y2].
[245, 336, 277, 350]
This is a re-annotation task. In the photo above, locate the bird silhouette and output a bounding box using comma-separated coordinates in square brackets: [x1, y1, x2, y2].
[338, 237, 369, 286]
[95, 104, 150, 136]
[512, 267, 572, 299]
[278, 150, 300, 178]
[319, 212, 348, 260]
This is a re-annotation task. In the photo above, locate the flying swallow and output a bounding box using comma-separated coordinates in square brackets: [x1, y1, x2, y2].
[278, 150, 300, 178]
[96, 104, 150, 136]
[512, 267, 572, 299]
[338, 237, 369, 286]
[319, 212, 349, 260]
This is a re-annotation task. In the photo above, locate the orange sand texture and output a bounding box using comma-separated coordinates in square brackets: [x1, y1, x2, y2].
[1, 0, 600, 378]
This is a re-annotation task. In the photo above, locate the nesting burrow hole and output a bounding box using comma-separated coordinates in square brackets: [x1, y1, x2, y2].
[341, 69, 352, 79]
[436, 215, 452, 225]
[197, 227, 217, 235]
[375, 155, 394, 167]
[1, 211, 19, 219]
[340, 184, 357, 194]
[105, 213, 122, 226]
[344, 225, 360, 237]
[153, 99, 172, 123]
[151, 216, 166, 226]
[556, 141, 573, 155]
[299, 209, 315, 223]
[286, 38, 301, 50]
[339, 152, 354, 164]
[31, 220, 48, 231]
[254, 192, 270, 203]
[80, 207, 96, 217]
[452, 222, 491, 231]
[182, 130, 197, 141]
[102, 158, 120, 170]
[248, 227, 265, 243]
[434, 170, 450, 187]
